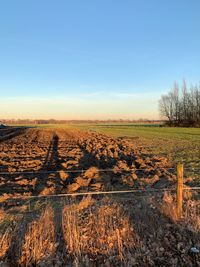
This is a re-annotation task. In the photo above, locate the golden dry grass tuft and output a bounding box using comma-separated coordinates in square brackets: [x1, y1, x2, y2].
[160, 191, 179, 222]
[0, 210, 18, 258]
[19, 205, 55, 266]
[0, 228, 14, 258]
[160, 191, 200, 232]
[62, 197, 137, 264]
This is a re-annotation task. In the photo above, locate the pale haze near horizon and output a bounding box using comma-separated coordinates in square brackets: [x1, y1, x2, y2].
[0, 92, 160, 120]
[0, 1, 199, 120]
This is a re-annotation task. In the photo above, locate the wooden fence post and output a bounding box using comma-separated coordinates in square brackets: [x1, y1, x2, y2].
[176, 163, 184, 219]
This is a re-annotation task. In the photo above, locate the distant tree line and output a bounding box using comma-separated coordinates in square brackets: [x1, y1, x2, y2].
[0, 119, 163, 125]
[159, 80, 200, 126]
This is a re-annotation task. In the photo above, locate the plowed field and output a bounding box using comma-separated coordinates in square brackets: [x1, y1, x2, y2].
[0, 127, 175, 199]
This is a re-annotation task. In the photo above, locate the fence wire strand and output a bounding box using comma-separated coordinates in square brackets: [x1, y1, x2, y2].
[1, 186, 200, 201]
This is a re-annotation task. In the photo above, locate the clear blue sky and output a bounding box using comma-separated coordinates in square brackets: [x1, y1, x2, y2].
[0, 0, 200, 119]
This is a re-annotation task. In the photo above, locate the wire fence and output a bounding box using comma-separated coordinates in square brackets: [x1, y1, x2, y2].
[1, 186, 200, 201]
[0, 165, 199, 200]
[0, 161, 199, 223]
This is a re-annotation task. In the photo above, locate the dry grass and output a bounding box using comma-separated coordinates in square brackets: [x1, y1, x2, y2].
[0, 209, 18, 258]
[0, 195, 200, 266]
[76, 195, 95, 210]
[19, 205, 55, 266]
[184, 199, 200, 232]
[0, 209, 7, 221]
[62, 197, 137, 265]
[0, 228, 13, 258]
[160, 191, 200, 232]
[160, 191, 179, 222]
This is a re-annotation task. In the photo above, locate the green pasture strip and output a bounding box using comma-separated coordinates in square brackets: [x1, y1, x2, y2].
[79, 125, 200, 140]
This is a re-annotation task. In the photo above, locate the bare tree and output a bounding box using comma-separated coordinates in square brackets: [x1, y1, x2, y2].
[159, 80, 200, 126]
